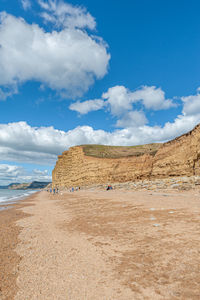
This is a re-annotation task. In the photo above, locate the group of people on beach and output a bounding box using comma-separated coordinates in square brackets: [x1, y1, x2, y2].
[48, 188, 59, 194]
[70, 185, 113, 191]
[48, 185, 113, 193]
[70, 186, 80, 192]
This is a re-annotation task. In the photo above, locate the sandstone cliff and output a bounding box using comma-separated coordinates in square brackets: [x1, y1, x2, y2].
[52, 124, 200, 188]
[152, 124, 200, 177]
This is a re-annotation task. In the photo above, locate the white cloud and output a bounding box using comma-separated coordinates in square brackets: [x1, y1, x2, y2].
[181, 88, 200, 116]
[0, 12, 110, 99]
[69, 99, 105, 114]
[33, 169, 48, 175]
[71, 85, 175, 118]
[136, 114, 200, 143]
[102, 86, 133, 116]
[116, 111, 148, 128]
[0, 164, 51, 185]
[70, 85, 175, 127]
[103, 85, 175, 114]
[21, 0, 32, 10]
[0, 122, 110, 164]
[130, 86, 174, 110]
[0, 122, 68, 164]
[0, 116, 199, 166]
[0, 164, 22, 178]
[38, 0, 96, 30]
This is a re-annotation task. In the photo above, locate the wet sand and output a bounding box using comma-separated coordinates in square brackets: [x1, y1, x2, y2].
[1, 189, 200, 299]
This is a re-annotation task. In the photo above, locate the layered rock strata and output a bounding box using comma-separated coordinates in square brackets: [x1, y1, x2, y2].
[52, 124, 200, 188]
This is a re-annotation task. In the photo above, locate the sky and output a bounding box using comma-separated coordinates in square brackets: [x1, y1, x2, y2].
[0, 0, 200, 185]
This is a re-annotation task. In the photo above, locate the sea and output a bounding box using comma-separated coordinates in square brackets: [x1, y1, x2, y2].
[0, 189, 37, 210]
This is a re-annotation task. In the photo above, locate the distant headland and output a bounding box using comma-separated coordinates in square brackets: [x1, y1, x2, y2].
[0, 181, 51, 190]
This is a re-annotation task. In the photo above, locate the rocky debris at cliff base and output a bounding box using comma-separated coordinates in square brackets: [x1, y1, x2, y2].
[77, 176, 200, 191]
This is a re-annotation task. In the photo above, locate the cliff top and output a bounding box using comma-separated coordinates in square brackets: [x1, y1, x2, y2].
[80, 143, 162, 158]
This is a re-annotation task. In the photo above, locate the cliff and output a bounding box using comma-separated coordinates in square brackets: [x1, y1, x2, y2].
[52, 124, 200, 188]
[152, 124, 200, 177]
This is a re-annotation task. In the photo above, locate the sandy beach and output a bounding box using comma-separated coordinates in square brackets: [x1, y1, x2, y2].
[0, 196, 34, 300]
[1, 189, 200, 299]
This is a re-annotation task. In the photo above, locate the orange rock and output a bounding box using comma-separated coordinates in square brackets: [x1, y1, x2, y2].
[52, 124, 200, 188]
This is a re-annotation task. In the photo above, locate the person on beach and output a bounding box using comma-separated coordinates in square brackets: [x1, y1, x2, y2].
[106, 185, 113, 190]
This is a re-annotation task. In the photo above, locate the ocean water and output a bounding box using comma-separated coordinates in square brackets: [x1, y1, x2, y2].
[0, 189, 36, 209]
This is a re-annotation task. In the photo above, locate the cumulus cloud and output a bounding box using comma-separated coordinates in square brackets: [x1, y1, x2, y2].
[33, 169, 48, 175]
[181, 88, 200, 116]
[71, 85, 175, 116]
[0, 122, 69, 164]
[69, 99, 105, 114]
[103, 85, 175, 114]
[38, 0, 96, 30]
[102, 86, 134, 116]
[0, 122, 110, 164]
[130, 86, 174, 110]
[0, 11, 110, 99]
[0, 164, 51, 185]
[0, 164, 22, 178]
[21, 0, 32, 10]
[116, 111, 148, 128]
[70, 85, 175, 127]
[0, 116, 199, 165]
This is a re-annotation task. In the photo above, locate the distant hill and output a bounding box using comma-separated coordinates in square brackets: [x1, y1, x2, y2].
[0, 181, 51, 190]
[28, 181, 51, 189]
[0, 183, 20, 189]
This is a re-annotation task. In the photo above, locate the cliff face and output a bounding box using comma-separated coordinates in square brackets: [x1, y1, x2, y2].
[52, 124, 200, 188]
[52, 147, 154, 188]
[151, 124, 200, 177]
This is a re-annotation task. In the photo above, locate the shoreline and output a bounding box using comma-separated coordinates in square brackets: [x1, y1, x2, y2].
[0, 190, 38, 211]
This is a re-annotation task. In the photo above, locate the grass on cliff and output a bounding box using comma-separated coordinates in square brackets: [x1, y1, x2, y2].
[81, 143, 162, 159]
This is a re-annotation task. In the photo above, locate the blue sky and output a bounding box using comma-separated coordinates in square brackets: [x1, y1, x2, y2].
[0, 0, 200, 184]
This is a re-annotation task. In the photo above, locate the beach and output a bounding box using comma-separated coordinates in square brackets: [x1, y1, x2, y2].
[0, 194, 34, 300]
[1, 189, 200, 299]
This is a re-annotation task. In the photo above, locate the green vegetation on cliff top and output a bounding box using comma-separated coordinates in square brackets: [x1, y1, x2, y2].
[81, 143, 162, 158]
